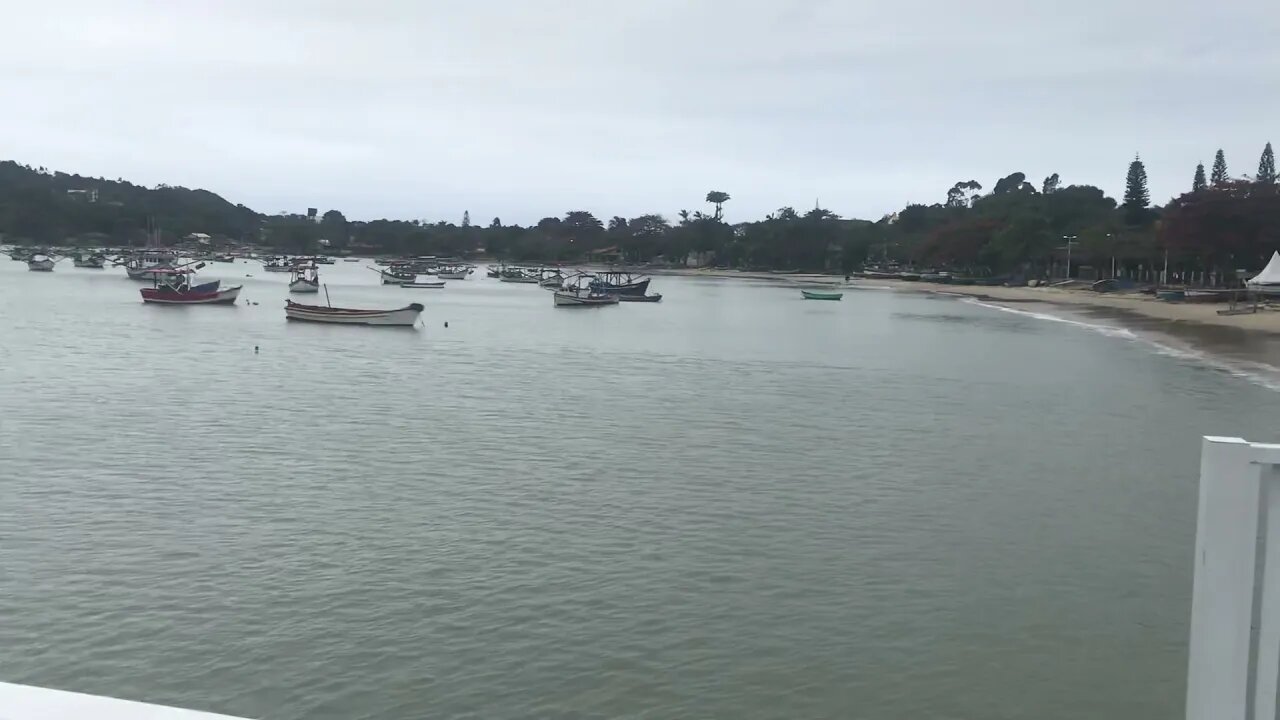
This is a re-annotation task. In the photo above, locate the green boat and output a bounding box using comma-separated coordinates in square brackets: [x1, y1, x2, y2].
[801, 290, 843, 301]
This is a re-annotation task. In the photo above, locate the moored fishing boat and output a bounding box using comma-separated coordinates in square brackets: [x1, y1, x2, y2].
[554, 277, 620, 307]
[401, 280, 446, 289]
[378, 268, 416, 285]
[27, 254, 57, 271]
[801, 290, 843, 300]
[72, 253, 106, 268]
[260, 256, 294, 272]
[285, 300, 424, 326]
[289, 265, 320, 293]
[436, 264, 473, 280]
[122, 250, 181, 280]
[617, 293, 663, 302]
[590, 270, 651, 296]
[140, 269, 241, 304]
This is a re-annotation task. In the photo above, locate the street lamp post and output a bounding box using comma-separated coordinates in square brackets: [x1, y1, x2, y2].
[1062, 235, 1078, 279]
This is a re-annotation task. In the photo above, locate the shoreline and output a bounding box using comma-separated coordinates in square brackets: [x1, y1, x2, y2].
[654, 267, 1280, 334]
[657, 267, 1280, 374]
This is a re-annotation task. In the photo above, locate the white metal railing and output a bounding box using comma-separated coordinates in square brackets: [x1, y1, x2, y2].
[0, 680, 251, 719]
[1188, 437, 1280, 720]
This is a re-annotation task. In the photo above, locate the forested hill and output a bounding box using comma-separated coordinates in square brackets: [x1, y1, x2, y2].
[2, 148, 1278, 280]
[0, 161, 261, 245]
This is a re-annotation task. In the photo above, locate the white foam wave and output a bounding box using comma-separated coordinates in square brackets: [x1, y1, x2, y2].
[960, 298, 1137, 339]
[959, 297, 1280, 392]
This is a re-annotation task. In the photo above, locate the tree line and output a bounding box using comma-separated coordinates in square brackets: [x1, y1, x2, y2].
[1, 145, 1277, 278]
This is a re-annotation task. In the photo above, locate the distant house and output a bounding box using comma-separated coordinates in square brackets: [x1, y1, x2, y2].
[185, 232, 212, 245]
[66, 188, 98, 202]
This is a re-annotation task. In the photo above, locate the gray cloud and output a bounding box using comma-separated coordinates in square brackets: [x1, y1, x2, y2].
[2, 0, 1277, 223]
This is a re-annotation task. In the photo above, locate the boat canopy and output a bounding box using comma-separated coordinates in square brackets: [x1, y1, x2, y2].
[1247, 251, 1280, 286]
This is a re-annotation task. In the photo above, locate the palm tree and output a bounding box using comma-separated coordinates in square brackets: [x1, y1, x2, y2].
[705, 191, 731, 220]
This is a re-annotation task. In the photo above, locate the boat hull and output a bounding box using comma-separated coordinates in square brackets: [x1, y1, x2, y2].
[554, 291, 620, 307]
[500, 276, 541, 284]
[617, 293, 662, 302]
[437, 271, 470, 280]
[591, 278, 650, 296]
[73, 260, 104, 269]
[285, 301, 423, 326]
[141, 285, 242, 304]
[802, 291, 843, 300]
[289, 279, 320, 293]
[401, 281, 446, 289]
[27, 259, 55, 271]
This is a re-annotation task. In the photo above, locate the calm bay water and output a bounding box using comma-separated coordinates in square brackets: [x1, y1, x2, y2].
[2, 259, 1279, 719]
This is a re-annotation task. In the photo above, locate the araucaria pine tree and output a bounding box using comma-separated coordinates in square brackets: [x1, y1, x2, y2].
[1258, 142, 1277, 184]
[1192, 163, 1207, 192]
[1123, 155, 1150, 224]
[1211, 149, 1228, 186]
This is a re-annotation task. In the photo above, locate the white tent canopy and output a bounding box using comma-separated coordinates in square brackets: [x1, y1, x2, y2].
[1247, 251, 1280, 286]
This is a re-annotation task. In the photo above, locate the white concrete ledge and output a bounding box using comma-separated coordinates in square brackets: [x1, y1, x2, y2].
[0, 682, 252, 720]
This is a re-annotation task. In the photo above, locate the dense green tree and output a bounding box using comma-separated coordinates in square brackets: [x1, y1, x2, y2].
[1212, 149, 1229, 186]
[1123, 156, 1151, 225]
[1042, 173, 1060, 194]
[945, 180, 982, 208]
[705, 190, 730, 220]
[1258, 142, 1276, 184]
[1193, 163, 1207, 192]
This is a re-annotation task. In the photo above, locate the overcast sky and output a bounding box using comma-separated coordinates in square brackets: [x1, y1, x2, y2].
[2, 0, 1277, 224]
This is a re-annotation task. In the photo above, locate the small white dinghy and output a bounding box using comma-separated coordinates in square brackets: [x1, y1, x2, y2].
[401, 280, 446, 289]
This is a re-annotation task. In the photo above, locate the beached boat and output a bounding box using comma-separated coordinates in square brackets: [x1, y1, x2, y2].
[617, 293, 663, 303]
[590, 270, 650, 296]
[802, 290, 843, 300]
[72, 254, 106, 268]
[27, 254, 57, 271]
[140, 270, 241, 304]
[401, 280, 446, 289]
[500, 273, 541, 284]
[285, 300, 423, 326]
[313, 255, 336, 264]
[212, 254, 236, 263]
[289, 265, 320, 293]
[343, 258, 361, 263]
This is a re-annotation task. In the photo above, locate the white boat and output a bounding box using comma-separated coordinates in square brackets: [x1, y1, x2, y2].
[285, 300, 423, 327]
[289, 266, 320, 293]
[553, 287, 620, 307]
[401, 280, 446, 289]
[123, 250, 180, 280]
[437, 264, 473, 280]
[27, 254, 56, 271]
[260, 257, 294, 272]
[500, 274, 541, 284]
[381, 269, 415, 285]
